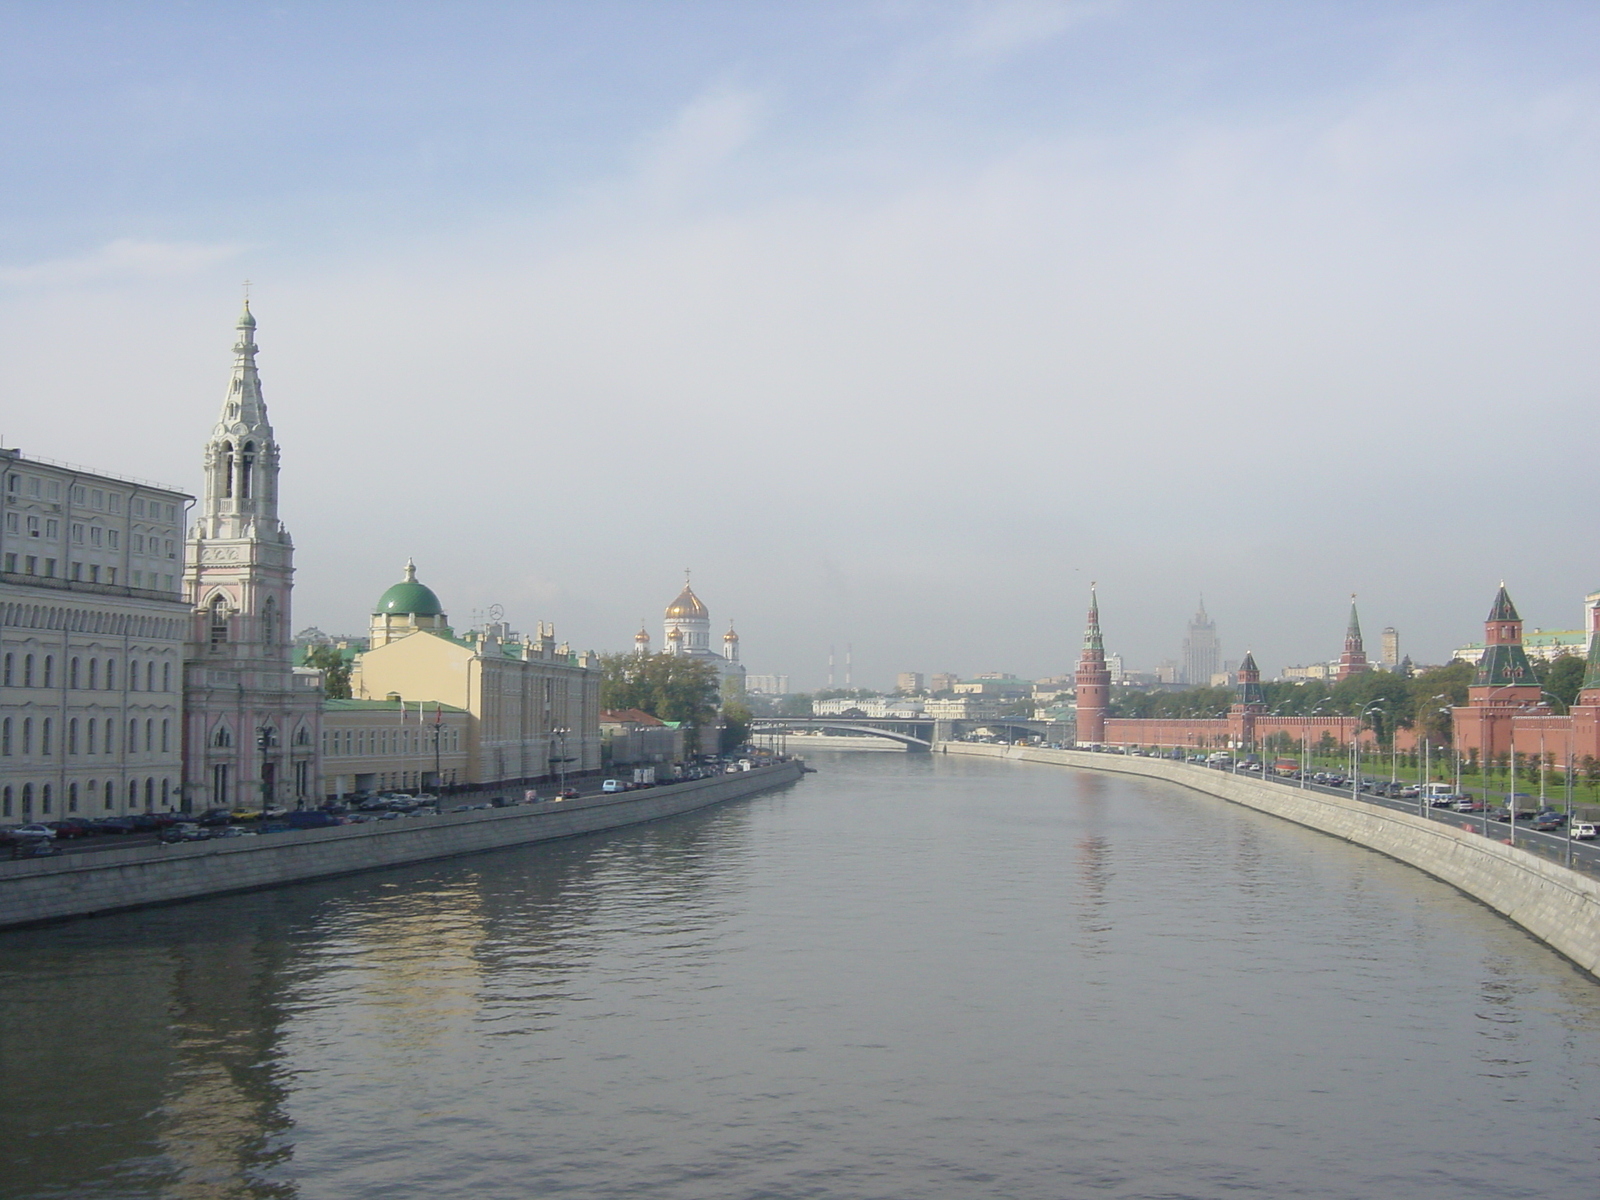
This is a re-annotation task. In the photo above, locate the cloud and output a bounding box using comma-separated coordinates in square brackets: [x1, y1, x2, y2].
[633, 87, 768, 200]
[942, 0, 1110, 61]
[0, 238, 247, 288]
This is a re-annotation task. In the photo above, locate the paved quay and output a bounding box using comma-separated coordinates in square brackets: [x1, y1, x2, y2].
[0, 762, 806, 930]
[943, 742, 1600, 981]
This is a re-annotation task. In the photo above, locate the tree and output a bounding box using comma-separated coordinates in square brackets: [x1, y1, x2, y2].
[304, 645, 352, 699]
[720, 699, 752, 754]
[599, 652, 721, 741]
[1542, 653, 1586, 711]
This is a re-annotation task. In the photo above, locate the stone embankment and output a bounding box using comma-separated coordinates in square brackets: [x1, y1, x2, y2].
[0, 761, 806, 929]
[943, 743, 1600, 980]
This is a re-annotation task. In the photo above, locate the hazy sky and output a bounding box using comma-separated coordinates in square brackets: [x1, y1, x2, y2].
[2, 1, 1597, 688]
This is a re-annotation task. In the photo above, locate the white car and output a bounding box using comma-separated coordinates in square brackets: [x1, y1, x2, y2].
[1570, 822, 1597, 840]
[12, 823, 56, 840]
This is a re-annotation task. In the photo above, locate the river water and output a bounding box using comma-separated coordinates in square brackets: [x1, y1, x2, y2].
[4, 752, 1600, 1200]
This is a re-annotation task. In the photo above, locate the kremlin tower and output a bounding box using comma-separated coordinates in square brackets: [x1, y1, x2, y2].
[1074, 584, 1111, 746]
[1335, 596, 1369, 681]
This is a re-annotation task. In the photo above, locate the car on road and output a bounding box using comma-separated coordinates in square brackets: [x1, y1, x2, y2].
[1455, 797, 1486, 812]
[160, 823, 208, 843]
[1532, 815, 1566, 832]
[1571, 822, 1597, 840]
[48, 818, 96, 839]
[12, 823, 57, 840]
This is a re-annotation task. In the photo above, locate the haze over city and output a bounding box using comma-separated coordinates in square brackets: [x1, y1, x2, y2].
[1, 1, 1596, 688]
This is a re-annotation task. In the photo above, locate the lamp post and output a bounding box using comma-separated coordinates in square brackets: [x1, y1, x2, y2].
[1352, 701, 1385, 805]
[1301, 701, 1328, 791]
[256, 723, 277, 815]
[551, 726, 570, 795]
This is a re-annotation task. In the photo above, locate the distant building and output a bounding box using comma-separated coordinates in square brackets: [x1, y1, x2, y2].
[745, 674, 789, 695]
[662, 575, 745, 694]
[929, 672, 959, 694]
[925, 695, 1000, 720]
[1381, 626, 1400, 668]
[1281, 662, 1333, 681]
[1453, 628, 1585, 664]
[896, 672, 925, 693]
[1181, 599, 1220, 686]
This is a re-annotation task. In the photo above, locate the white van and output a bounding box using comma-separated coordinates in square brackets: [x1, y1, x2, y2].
[601, 779, 624, 793]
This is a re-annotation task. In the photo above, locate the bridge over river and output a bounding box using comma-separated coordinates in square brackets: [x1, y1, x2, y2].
[750, 715, 1069, 750]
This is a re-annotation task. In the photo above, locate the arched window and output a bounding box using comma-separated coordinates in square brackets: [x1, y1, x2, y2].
[0, 717, 9, 755]
[103, 780, 113, 810]
[68, 782, 79, 812]
[221, 441, 234, 499]
[22, 717, 32, 755]
[41, 783, 51, 813]
[147, 661, 157, 691]
[42, 655, 52, 688]
[145, 778, 155, 807]
[162, 661, 172, 691]
[262, 595, 278, 648]
[21, 783, 32, 815]
[129, 657, 139, 690]
[41, 718, 51, 756]
[70, 657, 80, 688]
[23, 653, 33, 687]
[103, 718, 115, 754]
[2, 652, 10, 686]
[241, 442, 255, 499]
[129, 780, 139, 808]
[86, 719, 96, 755]
[213, 724, 233, 748]
[1, 785, 10, 818]
[145, 718, 154, 752]
[68, 717, 78, 755]
[88, 658, 99, 689]
[161, 719, 170, 753]
[105, 658, 116, 689]
[129, 719, 138, 753]
[210, 595, 228, 645]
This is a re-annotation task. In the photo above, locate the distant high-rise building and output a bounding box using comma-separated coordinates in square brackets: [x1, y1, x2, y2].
[1381, 626, 1400, 668]
[745, 674, 790, 694]
[1182, 599, 1220, 686]
[896, 672, 925, 693]
[929, 672, 959, 694]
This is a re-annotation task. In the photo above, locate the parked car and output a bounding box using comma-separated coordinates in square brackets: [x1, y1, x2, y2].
[160, 822, 208, 843]
[48, 818, 96, 839]
[11, 823, 56, 841]
[91, 817, 139, 835]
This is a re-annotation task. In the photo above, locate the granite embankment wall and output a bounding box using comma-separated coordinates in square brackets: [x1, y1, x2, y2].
[943, 743, 1600, 979]
[0, 762, 805, 929]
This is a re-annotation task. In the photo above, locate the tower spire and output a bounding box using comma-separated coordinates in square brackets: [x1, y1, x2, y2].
[200, 303, 281, 535]
[1075, 582, 1111, 746]
[1336, 594, 1369, 681]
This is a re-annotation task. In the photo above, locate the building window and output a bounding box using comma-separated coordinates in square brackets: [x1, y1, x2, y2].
[104, 780, 113, 810]
[3, 513, 15, 534]
[107, 530, 119, 550]
[1, 717, 9, 755]
[210, 596, 228, 644]
[71, 562, 82, 580]
[23, 654, 33, 687]
[25, 515, 39, 537]
[104, 718, 114, 754]
[42, 656, 52, 688]
[68, 782, 78, 813]
[21, 783, 32, 815]
[221, 442, 234, 498]
[129, 659, 139, 691]
[129, 719, 138, 754]
[145, 718, 154, 752]
[147, 661, 156, 691]
[129, 780, 139, 809]
[2, 653, 11, 686]
[70, 657, 79, 688]
[88, 658, 98, 689]
[161, 718, 170, 753]
[43, 559, 55, 577]
[45, 519, 58, 539]
[71, 485, 84, 504]
[105, 658, 116, 689]
[24, 555, 36, 575]
[213, 725, 232, 748]
[86, 719, 96, 754]
[68, 718, 78, 755]
[90, 526, 103, 547]
[88, 564, 99, 583]
[108, 494, 121, 514]
[162, 662, 171, 691]
[3, 553, 15, 573]
[241, 442, 255, 499]
[41, 718, 51, 756]
[71, 523, 83, 543]
[106, 567, 116, 585]
[2, 786, 9, 817]
[41, 783, 51, 814]
[145, 778, 154, 807]
[22, 718, 32, 755]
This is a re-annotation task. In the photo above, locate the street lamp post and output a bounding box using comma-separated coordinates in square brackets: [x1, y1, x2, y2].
[256, 724, 277, 815]
[1352, 702, 1385, 805]
[1301, 701, 1328, 791]
[551, 726, 571, 794]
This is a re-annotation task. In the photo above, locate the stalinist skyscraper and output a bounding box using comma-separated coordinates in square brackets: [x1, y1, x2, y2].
[182, 305, 321, 811]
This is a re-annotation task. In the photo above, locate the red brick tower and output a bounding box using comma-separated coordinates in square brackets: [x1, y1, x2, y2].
[1230, 650, 1266, 748]
[1075, 584, 1111, 746]
[1335, 596, 1369, 682]
[1453, 583, 1544, 761]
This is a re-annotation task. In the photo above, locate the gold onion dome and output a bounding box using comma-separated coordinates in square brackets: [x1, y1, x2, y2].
[724, 625, 739, 642]
[665, 584, 707, 619]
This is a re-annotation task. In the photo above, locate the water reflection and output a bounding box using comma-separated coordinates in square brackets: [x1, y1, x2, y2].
[3, 755, 1599, 1200]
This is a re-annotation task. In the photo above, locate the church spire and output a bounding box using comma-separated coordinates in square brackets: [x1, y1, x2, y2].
[1336, 594, 1369, 681]
[200, 302, 281, 535]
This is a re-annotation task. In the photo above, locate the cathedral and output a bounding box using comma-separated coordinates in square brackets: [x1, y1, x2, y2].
[634, 576, 745, 694]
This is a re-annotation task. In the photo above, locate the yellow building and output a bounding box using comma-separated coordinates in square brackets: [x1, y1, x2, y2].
[320, 698, 470, 796]
[346, 562, 601, 788]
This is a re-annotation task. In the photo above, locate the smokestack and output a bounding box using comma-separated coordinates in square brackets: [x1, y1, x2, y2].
[828, 644, 835, 689]
[846, 643, 853, 689]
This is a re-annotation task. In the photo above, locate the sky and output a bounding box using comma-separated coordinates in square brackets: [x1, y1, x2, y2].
[1, 1, 1597, 689]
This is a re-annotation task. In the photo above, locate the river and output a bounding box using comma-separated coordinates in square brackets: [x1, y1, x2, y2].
[3, 751, 1599, 1199]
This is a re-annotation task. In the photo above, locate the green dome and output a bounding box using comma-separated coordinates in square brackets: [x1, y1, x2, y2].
[375, 560, 443, 617]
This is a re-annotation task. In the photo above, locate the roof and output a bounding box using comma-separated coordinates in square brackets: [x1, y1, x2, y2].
[323, 698, 468, 714]
[1487, 584, 1521, 623]
[600, 708, 666, 726]
[666, 583, 708, 619]
[375, 559, 444, 617]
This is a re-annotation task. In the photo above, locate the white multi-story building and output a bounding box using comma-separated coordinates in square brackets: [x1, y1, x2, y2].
[0, 449, 191, 821]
